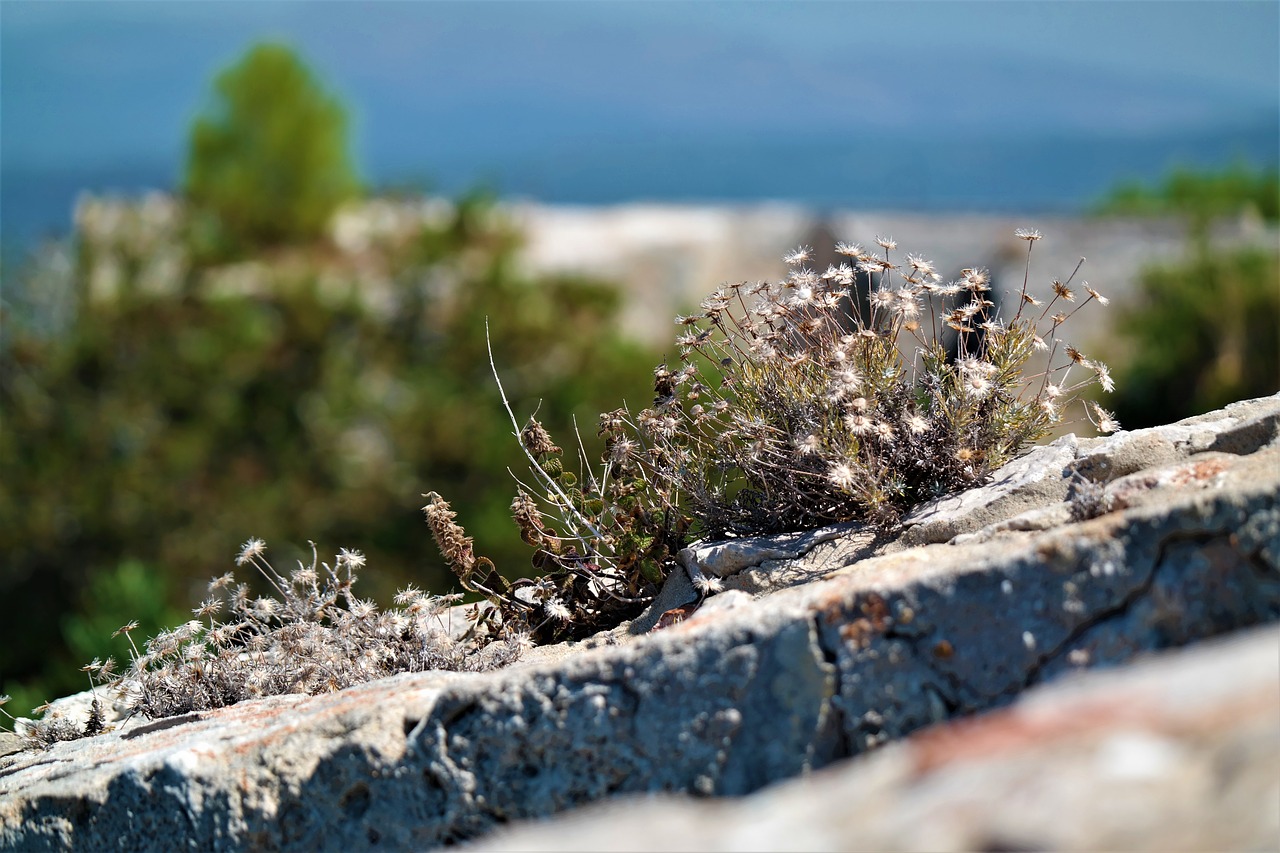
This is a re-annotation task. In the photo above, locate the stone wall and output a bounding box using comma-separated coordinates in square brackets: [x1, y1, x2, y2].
[1, 394, 1277, 851]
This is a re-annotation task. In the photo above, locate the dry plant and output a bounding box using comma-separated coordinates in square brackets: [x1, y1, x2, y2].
[422, 333, 684, 644]
[427, 229, 1117, 634]
[5, 540, 526, 747]
[6, 229, 1118, 748]
[630, 229, 1117, 536]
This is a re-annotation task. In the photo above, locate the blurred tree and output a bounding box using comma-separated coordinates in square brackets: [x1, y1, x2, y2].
[1105, 246, 1278, 429]
[0, 560, 185, 723]
[1094, 163, 1279, 428]
[185, 42, 360, 259]
[1096, 162, 1279, 228]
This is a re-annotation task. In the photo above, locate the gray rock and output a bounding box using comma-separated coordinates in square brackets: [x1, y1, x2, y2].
[899, 434, 1080, 546]
[479, 624, 1280, 852]
[1, 395, 1277, 852]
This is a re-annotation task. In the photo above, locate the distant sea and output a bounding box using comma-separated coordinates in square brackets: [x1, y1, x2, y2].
[3, 119, 1276, 261]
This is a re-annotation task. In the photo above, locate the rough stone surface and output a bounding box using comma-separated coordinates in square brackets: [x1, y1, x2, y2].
[1, 394, 1277, 852]
[898, 435, 1081, 547]
[479, 625, 1280, 852]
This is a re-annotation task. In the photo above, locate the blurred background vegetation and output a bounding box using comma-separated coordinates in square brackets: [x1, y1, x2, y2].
[1, 44, 657, 716]
[185, 43, 362, 263]
[1093, 163, 1279, 429]
[1, 40, 1276, 718]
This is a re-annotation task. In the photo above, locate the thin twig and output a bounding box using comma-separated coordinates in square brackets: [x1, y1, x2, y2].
[486, 319, 605, 546]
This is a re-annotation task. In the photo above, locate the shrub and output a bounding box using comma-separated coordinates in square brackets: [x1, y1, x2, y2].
[184, 42, 360, 258]
[3, 540, 524, 747]
[428, 229, 1116, 639]
[1096, 162, 1279, 226]
[1106, 245, 1279, 428]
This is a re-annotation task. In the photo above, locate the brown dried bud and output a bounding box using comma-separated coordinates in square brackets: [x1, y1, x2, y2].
[520, 419, 561, 458]
[511, 490, 552, 550]
[422, 491, 476, 574]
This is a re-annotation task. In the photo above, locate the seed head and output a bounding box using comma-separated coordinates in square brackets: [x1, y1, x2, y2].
[783, 246, 812, 266]
[827, 462, 858, 491]
[795, 434, 822, 455]
[422, 491, 476, 572]
[520, 418, 560, 458]
[844, 413, 874, 434]
[1083, 284, 1109, 306]
[962, 268, 990, 291]
[1090, 402, 1120, 434]
[236, 538, 267, 566]
[1093, 362, 1115, 393]
[544, 597, 572, 622]
[337, 548, 367, 570]
[691, 573, 724, 594]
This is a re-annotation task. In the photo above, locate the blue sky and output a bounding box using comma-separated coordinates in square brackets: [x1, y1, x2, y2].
[2, 1, 1277, 240]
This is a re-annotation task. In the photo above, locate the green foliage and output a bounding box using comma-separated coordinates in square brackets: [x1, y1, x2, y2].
[1106, 245, 1280, 429]
[0, 193, 656, 716]
[0, 561, 180, 720]
[184, 43, 360, 259]
[61, 561, 180, 686]
[1096, 162, 1279, 226]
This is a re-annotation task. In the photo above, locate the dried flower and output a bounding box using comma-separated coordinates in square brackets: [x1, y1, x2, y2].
[1090, 402, 1120, 434]
[691, 573, 724, 595]
[336, 548, 366, 570]
[783, 246, 812, 266]
[236, 537, 267, 566]
[422, 491, 476, 573]
[543, 598, 572, 622]
[827, 462, 858, 491]
[1093, 362, 1115, 393]
[520, 419, 560, 458]
[795, 434, 823, 455]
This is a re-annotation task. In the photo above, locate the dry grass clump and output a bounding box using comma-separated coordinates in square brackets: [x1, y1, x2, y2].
[4, 540, 525, 746]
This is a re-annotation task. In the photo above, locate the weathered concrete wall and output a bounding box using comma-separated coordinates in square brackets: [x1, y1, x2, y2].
[1, 394, 1276, 851]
